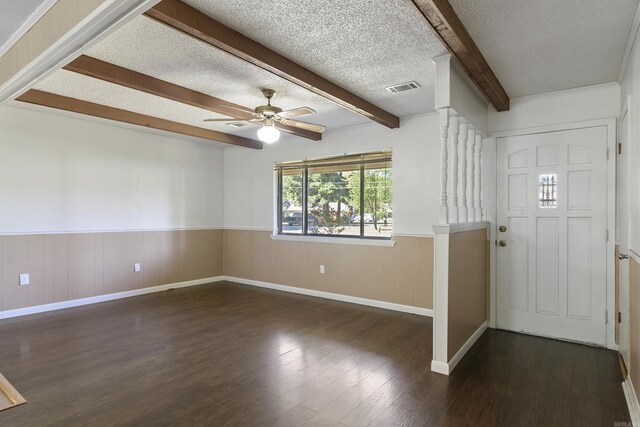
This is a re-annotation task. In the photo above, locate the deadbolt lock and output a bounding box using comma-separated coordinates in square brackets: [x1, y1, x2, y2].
[499, 225, 507, 232]
[498, 240, 507, 247]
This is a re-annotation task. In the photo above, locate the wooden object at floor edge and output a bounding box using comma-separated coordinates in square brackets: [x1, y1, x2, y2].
[0, 373, 26, 412]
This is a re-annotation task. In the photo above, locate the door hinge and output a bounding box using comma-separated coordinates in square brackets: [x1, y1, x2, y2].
[606, 229, 609, 241]
[607, 147, 610, 160]
[618, 311, 622, 323]
[605, 310, 609, 324]
[619, 142, 622, 155]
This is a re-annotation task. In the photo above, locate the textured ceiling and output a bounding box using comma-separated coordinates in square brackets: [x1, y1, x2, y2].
[81, 16, 369, 137]
[449, 0, 639, 98]
[182, 0, 446, 116]
[28, 0, 445, 144]
[24, 0, 640, 143]
[0, 0, 48, 50]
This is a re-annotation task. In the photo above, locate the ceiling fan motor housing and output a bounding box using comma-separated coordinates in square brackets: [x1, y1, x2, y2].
[256, 89, 282, 117]
[255, 104, 283, 117]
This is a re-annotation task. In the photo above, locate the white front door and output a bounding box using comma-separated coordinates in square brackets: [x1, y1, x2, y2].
[497, 126, 608, 346]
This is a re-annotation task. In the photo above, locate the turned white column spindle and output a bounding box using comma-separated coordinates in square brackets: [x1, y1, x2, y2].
[476, 135, 483, 221]
[467, 127, 475, 222]
[458, 121, 468, 223]
[438, 108, 450, 224]
[449, 115, 460, 223]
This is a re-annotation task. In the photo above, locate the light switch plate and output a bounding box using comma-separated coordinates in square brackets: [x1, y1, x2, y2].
[134, 263, 141, 272]
[320, 265, 325, 274]
[19, 273, 29, 285]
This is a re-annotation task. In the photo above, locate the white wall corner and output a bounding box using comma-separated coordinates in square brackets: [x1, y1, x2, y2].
[431, 232, 450, 374]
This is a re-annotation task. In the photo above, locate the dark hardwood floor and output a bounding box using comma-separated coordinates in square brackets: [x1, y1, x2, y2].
[0, 281, 630, 426]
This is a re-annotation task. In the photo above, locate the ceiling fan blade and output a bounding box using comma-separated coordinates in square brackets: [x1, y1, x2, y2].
[203, 118, 247, 122]
[280, 107, 316, 117]
[219, 103, 254, 113]
[281, 118, 327, 133]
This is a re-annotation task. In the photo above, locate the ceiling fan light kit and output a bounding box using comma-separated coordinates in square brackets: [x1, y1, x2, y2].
[257, 121, 280, 144]
[204, 89, 327, 143]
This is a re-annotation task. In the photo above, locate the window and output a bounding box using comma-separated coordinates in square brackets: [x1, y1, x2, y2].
[539, 174, 557, 208]
[276, 151, 392, 239]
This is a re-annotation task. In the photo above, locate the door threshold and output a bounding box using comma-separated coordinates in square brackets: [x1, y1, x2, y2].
[494, 327, 605, 348]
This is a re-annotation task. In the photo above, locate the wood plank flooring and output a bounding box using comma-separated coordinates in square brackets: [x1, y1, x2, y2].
[0, 281, 630, 426]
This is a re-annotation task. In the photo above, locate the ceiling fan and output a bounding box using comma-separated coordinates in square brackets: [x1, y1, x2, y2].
[204, 89, 326, 143]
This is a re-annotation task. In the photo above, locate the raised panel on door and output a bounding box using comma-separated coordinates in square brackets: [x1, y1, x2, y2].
[567, 217, 592, 320]
[508, 217, 529, 312]
[536, 217, 559, 316]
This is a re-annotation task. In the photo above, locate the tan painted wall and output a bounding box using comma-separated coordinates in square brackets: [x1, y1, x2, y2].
[630, 257, 640, 388]
[0, 0, 107, 86]
[223, 230, 433, 309]
[0, 229, 222, 311]
[447, 228, 488, 360]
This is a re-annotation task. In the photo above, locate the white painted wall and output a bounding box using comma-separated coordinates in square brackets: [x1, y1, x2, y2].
[433, 55, 489, 135]
[224, 112, 441, 236]
[621, 26, 640, 255]
[0, 105, 224, 233]
[488, 82, 620, 133]
[450, 64, 489, 135]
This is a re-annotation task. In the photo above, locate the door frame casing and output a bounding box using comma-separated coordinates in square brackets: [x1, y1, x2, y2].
[489, 118, 617, 350]
[620, 95, 632, 365]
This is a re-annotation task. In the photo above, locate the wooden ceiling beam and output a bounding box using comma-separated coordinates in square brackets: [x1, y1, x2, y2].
[411, 0, 510, 111]
[64, 55, 321, 141]
[17, 90, 263, 149]
[144, 0, 400, 129]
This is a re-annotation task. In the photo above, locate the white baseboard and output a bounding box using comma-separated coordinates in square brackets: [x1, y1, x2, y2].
[0, 276, 224, 320]
[0, 275, 432, 321]
[623, 377, 640, 426]
[222, 276, 433, 317]
[431, 320, 488, 376]
[430, 360, 450, 375]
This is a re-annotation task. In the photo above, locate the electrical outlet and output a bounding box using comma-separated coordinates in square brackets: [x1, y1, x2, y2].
[19, 273, 29, 286]
[134, 263, 141, 272]
[320, 265, 325, 274]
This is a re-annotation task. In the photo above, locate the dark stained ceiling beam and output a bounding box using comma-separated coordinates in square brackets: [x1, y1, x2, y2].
[144, 0, 400, 128]
[411, 0, 510, 111]
[64, 55, 321, 141]
[17, 90, 263, 149]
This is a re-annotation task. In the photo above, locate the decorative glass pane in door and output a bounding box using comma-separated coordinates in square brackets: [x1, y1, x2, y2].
[539, 174, 557, 208]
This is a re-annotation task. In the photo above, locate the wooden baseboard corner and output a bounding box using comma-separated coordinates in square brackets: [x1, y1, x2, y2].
[0, 373, 26, 412]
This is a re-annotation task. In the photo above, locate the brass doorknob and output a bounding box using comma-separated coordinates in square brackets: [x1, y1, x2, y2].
[498, 240, 507, 247]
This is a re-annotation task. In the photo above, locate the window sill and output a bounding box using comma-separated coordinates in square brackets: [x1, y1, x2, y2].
[270, 234, 397, 247]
